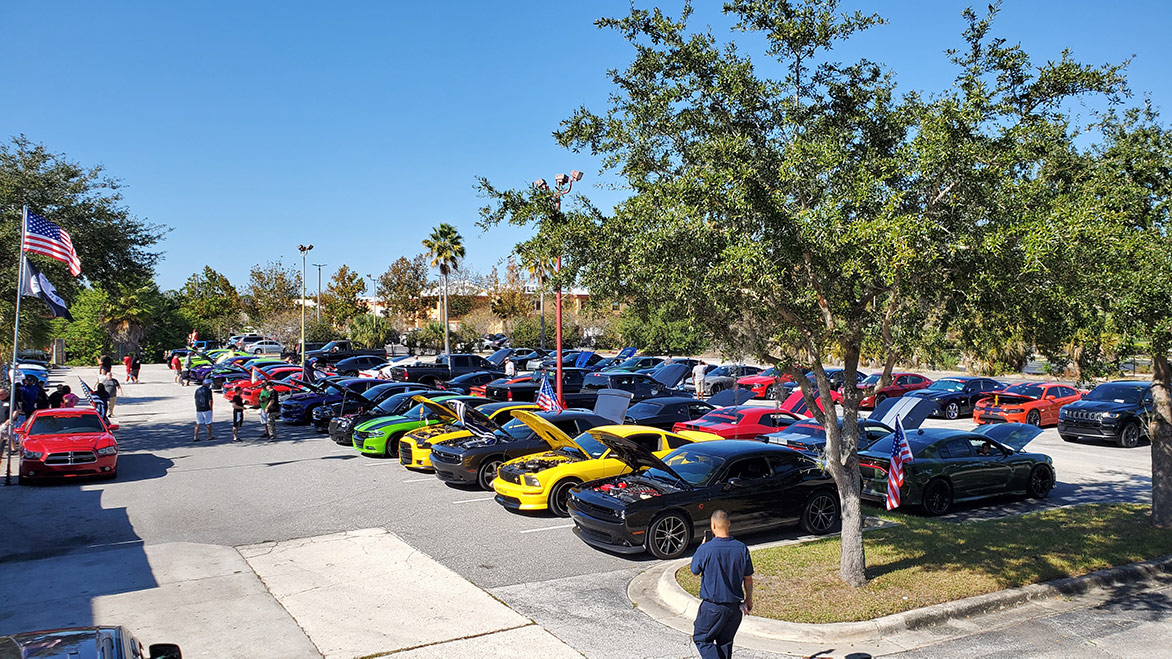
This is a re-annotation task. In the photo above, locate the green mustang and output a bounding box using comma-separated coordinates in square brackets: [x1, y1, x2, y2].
[859, 423, 1053, 516]
[351, 394, 489, 458]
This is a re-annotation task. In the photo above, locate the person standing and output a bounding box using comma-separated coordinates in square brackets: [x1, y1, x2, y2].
[61, 385, 78, 408]
[17, 377, 38, 427]
[504, 357, 516, 378]
[122, 354, 133, 380]
[262, 382, 279, 441]
[692, 360, 708, 399]
[230, 393, 245, 442]
[181, 353, 192, 387]
[98, 373, 123, 416]
[193, 381, 214, 442]
[171, 353, 182, 383]
[47, 385, 65, 409]
[130, 354, 142, 384]
[690, 510, 754, 659]
[258, 382, 273, 439]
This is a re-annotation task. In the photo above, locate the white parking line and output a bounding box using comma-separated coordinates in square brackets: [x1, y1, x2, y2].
[453, 496, 494, 504]
[86, 539, 143, 549]
[401, 477, 433, 483]
[520, 523, 574, 534]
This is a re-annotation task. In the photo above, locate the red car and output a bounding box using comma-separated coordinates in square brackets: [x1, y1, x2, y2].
[236, 373, 308, 407]
[735, 367, 794, 399]
[859, 372, 932, 408]
[673, 405, 802, 438]
[18, 408, 119, 481]
[777, 389, 843, 417]
[223, 365, 302, 401]
[973, 381, 1087, 426]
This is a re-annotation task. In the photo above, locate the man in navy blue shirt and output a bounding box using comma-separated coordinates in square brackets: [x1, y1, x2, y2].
[690, 509, 753, 659]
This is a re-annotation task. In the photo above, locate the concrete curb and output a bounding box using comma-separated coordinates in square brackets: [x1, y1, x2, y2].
[631, 552, 1172, 647]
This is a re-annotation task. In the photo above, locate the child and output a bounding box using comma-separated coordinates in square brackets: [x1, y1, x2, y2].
[231, 393, 245, 442]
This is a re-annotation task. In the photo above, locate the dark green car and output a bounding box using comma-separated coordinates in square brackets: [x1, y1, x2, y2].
[858, 423, 1053, 515]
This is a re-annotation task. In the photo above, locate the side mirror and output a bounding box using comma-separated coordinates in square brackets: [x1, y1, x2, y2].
[108, 423, 120, 431]
[149, 644, 182, 659]
[725, 477, 746, 489]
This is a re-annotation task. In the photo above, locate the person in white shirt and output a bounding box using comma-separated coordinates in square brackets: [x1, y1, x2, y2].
[692, 361, 707, 398]
[504, 357, 516, 378]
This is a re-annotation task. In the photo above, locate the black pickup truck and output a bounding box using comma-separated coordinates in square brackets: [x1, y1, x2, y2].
[305, 340, 387, 366]
[389, 353, 503, 386]
[485, 364, 691, 407]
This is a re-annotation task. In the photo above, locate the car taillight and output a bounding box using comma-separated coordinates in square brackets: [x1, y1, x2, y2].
[507, 391, 513, 401]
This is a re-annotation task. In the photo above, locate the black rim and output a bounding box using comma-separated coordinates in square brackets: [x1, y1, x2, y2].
[925, 483, 950, 514]
[807, 495, 838, 532]
[1123, 425, 1139, 447]
[1028, 411, 1041, 427]
[1031, 467, 1054, 495]
[551, 482, 573, 515]
[946, 403, 958, 419]
[480, 461, 502, 488]
[652, 516, 687, 556]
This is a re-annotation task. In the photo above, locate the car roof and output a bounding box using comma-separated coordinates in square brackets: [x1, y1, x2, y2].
[1101, 380, 1150, 387]
[478, 401, 535, 414]
[675, 439, 797, 458]
[634, 396, 699, 406]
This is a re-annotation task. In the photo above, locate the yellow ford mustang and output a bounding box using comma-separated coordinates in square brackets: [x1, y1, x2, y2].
[398, 399, 539, 470]
[492, 410, 722, 516]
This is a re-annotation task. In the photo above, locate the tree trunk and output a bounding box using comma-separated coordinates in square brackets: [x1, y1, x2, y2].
[442, 273, 451, 356]
[827, 344, 868, 587]
[1151, 352, 1172, 527]
[837, 466, 868, 585]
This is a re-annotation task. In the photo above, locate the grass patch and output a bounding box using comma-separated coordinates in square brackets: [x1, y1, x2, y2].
[676, 503, 1172, 624]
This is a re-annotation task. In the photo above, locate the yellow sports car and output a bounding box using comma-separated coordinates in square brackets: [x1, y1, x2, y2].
[398, 399, 539, 471]
[492, 410, 722, 516]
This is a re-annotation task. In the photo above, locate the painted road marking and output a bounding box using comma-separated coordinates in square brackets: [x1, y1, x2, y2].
[402, 477, 433, 483]
[86, 539, 144, 549]
[520, 523, 574, 534]
[453, 496, 495, 504]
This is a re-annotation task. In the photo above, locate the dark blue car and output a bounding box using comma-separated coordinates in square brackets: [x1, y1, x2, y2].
[280, 378, 386, 424]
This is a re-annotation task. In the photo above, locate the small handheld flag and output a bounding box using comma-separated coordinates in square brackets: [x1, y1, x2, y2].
[24, 211, 81, 277]
[536, 376, 563, 412]
[886, 416, 915, 510]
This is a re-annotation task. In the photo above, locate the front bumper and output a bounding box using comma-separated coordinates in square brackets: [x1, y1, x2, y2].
[352, 431, 390, 455]
[492, 479, 549, 511]
[974, 410, 1024, 424]
[433, 461, 477, 484]
[1057, 420, 1118, 439]
[280, 405, 311, 423]
[398, 440, 434, 470]
[21, 455, 117, 479]
[568, 504, 645, 554]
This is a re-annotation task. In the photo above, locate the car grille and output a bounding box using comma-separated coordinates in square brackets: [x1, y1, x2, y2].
[430, 448, 461, 465]
[1065, 409, 1102, 422]
[572, 498, 621, 521]
[497, 464, 523, 485]
[399, 441, 412, 464]
[45, 451, 97, 465]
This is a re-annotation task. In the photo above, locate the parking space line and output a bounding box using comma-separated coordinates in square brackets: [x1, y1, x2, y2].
[453, 496, 494, 504]
[401, 477, 433, 483]
[520, 523, 574, 534]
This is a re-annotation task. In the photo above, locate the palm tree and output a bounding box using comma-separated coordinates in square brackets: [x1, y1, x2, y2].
[422, 223, 465, 355]
[520, 252, 556, 349]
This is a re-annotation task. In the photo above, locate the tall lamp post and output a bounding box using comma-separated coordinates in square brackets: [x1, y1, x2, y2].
[312, 263, 327, 322]
[298, 244, 314, 366]
[532, 170, 583, 407]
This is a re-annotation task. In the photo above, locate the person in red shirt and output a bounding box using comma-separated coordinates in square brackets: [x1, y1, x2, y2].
[171, 353, 182, 383]
[122, 354, 133, 378]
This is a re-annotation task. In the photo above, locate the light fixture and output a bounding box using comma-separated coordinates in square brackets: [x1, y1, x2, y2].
[533, 178, 549, 190]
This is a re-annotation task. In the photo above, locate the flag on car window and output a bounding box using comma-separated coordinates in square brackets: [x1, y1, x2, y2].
[886, 416, 914, 510]
[536, 377, 563, 412]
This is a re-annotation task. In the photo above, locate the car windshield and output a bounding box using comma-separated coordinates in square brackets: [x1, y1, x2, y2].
[626, 402, 663, 417]
[1085, 383, 1146, 404]
[615, 357, 643, 369]
[709, 365, 736, 377]
[866, 433, 932, 457]
[1003, 383, 1045, 399]
[571, 431, 610, 459]
[402, 402, 447, 420]
[646, 449, 726, 486]
[496, 418, 537, 440]
[862, 373, 882, 385]
[375, 392, 418, 414]
[28, 414, 106, 435]
[701, 409, 743, 424]
[926, 379, 965, 392]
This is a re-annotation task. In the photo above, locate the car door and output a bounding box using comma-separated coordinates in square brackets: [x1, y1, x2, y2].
[763, 452, 808, 525]
[936, 437, 987, 499]
[710, 455, 774, 528]
[966, 435, 1014, 495]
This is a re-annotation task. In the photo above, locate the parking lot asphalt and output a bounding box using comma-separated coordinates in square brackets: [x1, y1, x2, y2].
[0, 363, 1159, 657]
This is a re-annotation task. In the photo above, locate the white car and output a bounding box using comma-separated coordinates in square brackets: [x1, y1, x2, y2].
[248, 340, 284, 355]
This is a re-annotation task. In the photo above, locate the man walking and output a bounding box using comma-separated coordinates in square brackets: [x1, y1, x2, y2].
[98, 372, 123, 416]
[258, 381, 279, 440]
[690, 510, 753, 659]
[692, 360, 708, 399]
[193, 380, 214, 442]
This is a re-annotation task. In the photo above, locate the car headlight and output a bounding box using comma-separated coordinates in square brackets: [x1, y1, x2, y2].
[96, 445, 117, 456]
[1102, 412, 1120, 419]
[1004, 408, 1024, 414]
[1058, 410, 1067, 419]
[522, 474, 541, 487]
[22, 449, 43, 460]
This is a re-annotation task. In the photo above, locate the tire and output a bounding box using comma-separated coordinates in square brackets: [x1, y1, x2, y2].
[708, 383, 725, 395]
[1026, 410, 1042, 427]
[874, 393, 887, 407]
[477, 457, 505, 491]
[799, 490, 840, 535]
[1060, 434, 1077, 443]
[1027, 464, 1055, 499]
[1118, 421, 1141, 449]
[945, 402, 960, 420]
[646, 511, 693, 560]
[384, 432, 401, 459]
[922, 479, 953, 516]
[766, 385, 778, 400]
[253, 349, 262, 355]
[548, 478, 581, 517]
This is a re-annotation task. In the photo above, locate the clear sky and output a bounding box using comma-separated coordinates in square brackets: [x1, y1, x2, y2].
[4, 1, 1169, 292]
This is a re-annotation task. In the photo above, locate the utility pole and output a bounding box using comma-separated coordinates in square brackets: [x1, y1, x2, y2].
[312, 263, 327, 322]
[298, 245, 314, 365]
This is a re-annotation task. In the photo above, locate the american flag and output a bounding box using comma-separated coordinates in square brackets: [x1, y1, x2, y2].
[536, 376, 562, 412]
[886, 416, 914, 510]
[24, 211, 82, 277]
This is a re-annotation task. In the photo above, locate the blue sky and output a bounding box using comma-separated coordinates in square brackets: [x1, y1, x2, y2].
[5, 1, 1169, 291]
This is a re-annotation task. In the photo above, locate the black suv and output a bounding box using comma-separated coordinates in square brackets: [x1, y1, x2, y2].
[1057, 380, 1153, 448]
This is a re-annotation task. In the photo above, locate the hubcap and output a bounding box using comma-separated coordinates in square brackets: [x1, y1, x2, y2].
[481, 461, 502, 487]
[947, 403, 958, 419]
[808, 495, 837, 532]
[653, 517, 686, 555]
[1124, 426, 1139, 447]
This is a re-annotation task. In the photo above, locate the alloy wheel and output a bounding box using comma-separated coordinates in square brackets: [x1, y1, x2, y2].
[1027, 410, 1042, 427]
[923, 480, 952, 516]
[1028, 465, 1055, 498]
[1120, 423, 1140, 448]
[803, 493, 839, 534]
[478, 459, 503, 491]
[650, 515, 688, 558]
[946, 402, 959, 420]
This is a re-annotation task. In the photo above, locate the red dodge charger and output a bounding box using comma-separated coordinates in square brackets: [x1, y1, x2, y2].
[18, 408, 119, 481]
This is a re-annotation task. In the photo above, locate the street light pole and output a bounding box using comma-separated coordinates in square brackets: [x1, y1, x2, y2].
[298, 244, 314, 366]
[533, 170, 583, 408]
[312, 263, 327, 323]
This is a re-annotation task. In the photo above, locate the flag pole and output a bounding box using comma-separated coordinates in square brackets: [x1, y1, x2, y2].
[6, 206, 28, 486]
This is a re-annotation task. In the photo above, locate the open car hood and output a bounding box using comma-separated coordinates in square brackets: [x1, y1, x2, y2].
[651, 363, 691, 388]
[869, 396, 934, 430]
[411, 395, 460, 424]
[589, 430, 688, 483]
[974, 422, 1044, 452]
[707, 389, 755, 407]
[511, 409, 579, 451]
[448, 400, 498, 439]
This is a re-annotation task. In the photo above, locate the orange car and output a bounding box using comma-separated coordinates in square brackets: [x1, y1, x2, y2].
[973, 382, 1086, 427]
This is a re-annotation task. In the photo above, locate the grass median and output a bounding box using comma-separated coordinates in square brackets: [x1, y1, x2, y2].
[676, 503, 1172, 624]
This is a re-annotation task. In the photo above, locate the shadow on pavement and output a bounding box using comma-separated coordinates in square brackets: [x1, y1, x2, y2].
[114, 419, 324, 453]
